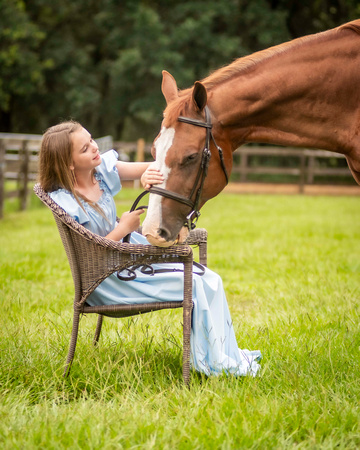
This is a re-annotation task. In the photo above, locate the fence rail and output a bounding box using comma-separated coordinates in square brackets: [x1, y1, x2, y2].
[0, 133, 355, 217]
[231, 147, 353, 193]
[0, 133, 113, 218]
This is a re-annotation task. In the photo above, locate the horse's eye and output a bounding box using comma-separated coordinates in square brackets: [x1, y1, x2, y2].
[182, 153, 198, 166]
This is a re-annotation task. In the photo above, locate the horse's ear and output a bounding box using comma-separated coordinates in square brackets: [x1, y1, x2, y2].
[161, 71, 178, 104]
[192, 81, 207, 112]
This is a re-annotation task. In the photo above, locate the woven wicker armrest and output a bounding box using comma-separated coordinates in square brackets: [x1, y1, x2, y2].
[35, 184, 190, 254]
[185, 228, 208, 267]
[185, 228, 207, 245]
[134, 227, 207, 265]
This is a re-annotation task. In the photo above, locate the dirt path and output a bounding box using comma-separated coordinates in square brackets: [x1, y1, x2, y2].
[224, 182, 360, 196]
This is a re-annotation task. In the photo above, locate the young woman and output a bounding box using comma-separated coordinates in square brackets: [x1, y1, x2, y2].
[39, 121, 261, 377]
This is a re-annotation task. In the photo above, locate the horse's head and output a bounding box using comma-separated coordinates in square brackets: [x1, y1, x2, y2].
[142, 71, 232, 247]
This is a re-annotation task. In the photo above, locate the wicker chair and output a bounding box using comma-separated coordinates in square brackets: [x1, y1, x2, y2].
[33, 183, 207, 385]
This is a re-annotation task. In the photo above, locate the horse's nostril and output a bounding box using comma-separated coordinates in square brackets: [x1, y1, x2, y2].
[158, 227, 170, 241]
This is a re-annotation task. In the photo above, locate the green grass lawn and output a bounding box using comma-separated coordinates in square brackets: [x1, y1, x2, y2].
[1, 189, 360, 449]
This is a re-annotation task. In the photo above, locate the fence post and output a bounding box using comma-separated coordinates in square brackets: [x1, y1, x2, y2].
[0, 141, 5, 219]
[240, 151, 248, 182]
[307, 154, 315, 184]
[18, 140, 30, 210]
[133, 138, 145, 188]
[136, 138, 145, 162]
[298, 151, 306, 194]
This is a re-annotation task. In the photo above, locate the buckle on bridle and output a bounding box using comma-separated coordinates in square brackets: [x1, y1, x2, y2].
[186, 210, 201, 229]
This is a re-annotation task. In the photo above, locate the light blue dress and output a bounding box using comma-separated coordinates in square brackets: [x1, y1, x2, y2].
[50, 151, 261, 377]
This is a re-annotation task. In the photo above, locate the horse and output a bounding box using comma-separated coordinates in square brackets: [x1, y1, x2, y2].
[142, 19, 360, 247]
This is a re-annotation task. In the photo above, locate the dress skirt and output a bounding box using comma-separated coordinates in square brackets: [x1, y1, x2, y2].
[87, 232, 261, 377]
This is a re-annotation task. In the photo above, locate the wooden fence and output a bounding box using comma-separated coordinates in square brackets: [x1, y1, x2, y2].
[0, 133, 355, 217]
[231, 146, 353, 193]
[0, 133, 113, 218]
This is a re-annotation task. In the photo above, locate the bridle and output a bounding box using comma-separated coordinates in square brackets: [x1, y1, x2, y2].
[149, 106, 229, 230]
[124, 106, 229, 243]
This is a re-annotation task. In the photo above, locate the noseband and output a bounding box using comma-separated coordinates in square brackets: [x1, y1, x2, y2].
[149, 106, 229, 230]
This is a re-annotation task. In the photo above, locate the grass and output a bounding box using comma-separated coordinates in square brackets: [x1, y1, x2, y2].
[1, 189, 360, 448]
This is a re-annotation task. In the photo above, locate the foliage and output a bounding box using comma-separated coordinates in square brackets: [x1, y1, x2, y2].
[0, 0, 49, 130]
[1, 190, 360, 447]
[1, 1, 358, 139]
[273, 0, 360, 37]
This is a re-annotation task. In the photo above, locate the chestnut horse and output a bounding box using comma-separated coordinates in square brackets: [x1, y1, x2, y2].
[142, 20, 360, 247]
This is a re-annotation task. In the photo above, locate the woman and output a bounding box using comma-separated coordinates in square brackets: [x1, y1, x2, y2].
[39, 121, 261, 377]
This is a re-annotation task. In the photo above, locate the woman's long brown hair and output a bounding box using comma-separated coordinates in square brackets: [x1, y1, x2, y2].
[39, 121, 81, 192]
[39, 121, 108, 219]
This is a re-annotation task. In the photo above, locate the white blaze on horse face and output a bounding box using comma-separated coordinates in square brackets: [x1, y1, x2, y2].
[142, 127, 175, 243]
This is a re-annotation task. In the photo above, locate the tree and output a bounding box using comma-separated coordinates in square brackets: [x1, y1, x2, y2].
[270, 0, 360, 38]
[1, 0, 359, 138]
[0, 0, 48, 131]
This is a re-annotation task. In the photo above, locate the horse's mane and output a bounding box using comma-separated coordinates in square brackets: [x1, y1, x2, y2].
[163, 19, 360, 125]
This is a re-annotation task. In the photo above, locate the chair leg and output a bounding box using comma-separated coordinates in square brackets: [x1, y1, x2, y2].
[182, 257, 193, 387]
[63, 309, 81, 377]
[199, 241, 207, 267]
[93, 314, 103, 346]
[182, 307, 191, 387]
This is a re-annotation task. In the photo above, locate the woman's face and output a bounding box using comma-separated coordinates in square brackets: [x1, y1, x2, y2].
[70, 127, 101, 172]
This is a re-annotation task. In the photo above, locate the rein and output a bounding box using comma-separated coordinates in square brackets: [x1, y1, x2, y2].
[117, 261, 205, 281]
[122, 106, 228, 243]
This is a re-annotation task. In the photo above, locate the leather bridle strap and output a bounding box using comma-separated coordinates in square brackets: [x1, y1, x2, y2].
[123, 105, 229, 241]
[178, 106, 229, 186]
[149, 185, 194, 208]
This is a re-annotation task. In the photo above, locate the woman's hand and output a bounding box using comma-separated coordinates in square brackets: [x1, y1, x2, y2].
[118, 209, 144, 235]
[105, 209, 145, 241]
[141, 165, 164, 190]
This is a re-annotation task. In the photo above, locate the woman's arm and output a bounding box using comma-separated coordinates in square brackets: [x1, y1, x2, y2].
[116, 161, 150, 180]
[116, 161, 164, 189]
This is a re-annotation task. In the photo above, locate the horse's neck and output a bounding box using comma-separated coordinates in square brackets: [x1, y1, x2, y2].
[209, 27, 360, 157]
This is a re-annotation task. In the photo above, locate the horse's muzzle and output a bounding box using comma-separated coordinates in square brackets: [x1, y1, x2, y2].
[145, 226, 189, 247]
